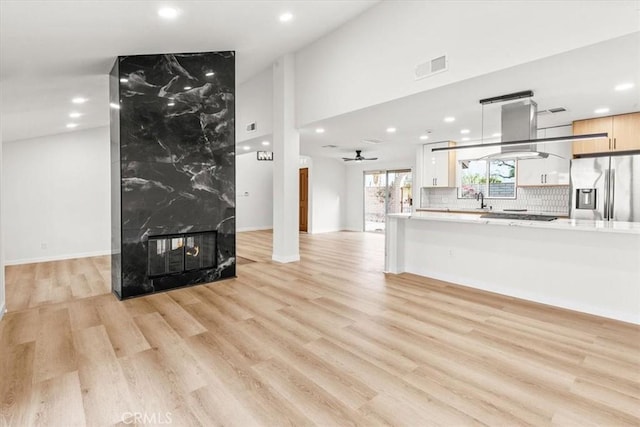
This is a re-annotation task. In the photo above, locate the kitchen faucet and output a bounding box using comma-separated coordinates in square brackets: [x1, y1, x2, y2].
[476, 191, 487, 209]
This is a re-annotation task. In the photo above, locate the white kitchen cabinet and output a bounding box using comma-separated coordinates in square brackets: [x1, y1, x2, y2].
[423, 141, 456, 187]
[517, 127, 571, 186]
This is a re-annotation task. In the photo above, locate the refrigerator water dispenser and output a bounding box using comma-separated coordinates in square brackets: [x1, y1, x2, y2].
[576, 188, 596, 209]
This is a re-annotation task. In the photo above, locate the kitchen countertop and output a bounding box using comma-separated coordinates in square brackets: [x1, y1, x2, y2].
[389, 211, 640, 235]
[415, 207, 569, 217]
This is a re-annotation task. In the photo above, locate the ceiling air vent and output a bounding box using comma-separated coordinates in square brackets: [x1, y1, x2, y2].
[363, 139, 383, 144]
[538, 107, 567, 116]
[415, 54, 448, 80]
[322, 144, 337, 148]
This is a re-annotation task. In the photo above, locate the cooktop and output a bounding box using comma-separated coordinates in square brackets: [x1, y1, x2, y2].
[481, 212, 558, 221]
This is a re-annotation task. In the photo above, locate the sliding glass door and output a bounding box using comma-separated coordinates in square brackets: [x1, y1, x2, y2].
[364, 169, 412, 232]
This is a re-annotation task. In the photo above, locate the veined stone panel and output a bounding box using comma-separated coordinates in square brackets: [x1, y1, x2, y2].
[110, 51, 236, 298]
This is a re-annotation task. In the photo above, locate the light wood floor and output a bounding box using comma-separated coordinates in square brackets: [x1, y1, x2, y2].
[4, 256, 111, 311]
[1, 230, 639, 426]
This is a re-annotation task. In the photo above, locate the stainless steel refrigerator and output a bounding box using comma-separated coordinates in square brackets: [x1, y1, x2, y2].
[570, 154, 640, 222]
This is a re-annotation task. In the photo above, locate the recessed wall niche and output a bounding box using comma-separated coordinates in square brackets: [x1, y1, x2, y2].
[110, 51, 236, 299]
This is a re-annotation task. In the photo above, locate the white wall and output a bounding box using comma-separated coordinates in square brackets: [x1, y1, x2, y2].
[236, 67, 273, 143]
[235, 154, 347, 234]
[0, 129, 5, 317]
[3, 127, 110, 264]
[308, 157, 346, 234]
[345, 157, 416, 232]
[295, 0, 639, 126]
[236, 152, 274, 231]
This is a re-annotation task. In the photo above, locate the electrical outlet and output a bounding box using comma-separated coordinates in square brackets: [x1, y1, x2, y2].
[41, 242, 48, 250]
[448, 249, 453, 257]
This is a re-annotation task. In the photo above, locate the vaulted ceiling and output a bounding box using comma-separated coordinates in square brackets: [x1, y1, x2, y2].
[0, 0, 378, 142]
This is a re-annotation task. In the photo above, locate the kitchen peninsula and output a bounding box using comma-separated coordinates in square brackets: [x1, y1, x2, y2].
[385, 212, 640, 324]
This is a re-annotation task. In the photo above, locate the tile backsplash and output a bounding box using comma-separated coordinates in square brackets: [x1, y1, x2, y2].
[420, 186, 570, 215]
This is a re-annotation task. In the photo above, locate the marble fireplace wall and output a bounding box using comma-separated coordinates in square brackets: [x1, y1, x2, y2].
[110, 51, 236, 299]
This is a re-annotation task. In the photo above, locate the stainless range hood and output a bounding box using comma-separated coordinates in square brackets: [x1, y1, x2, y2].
[481, 99, 554, 160]
[430, 90, 608, 157]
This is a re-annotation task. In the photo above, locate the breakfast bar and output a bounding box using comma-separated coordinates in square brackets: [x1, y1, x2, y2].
[385, 212, 640, 324]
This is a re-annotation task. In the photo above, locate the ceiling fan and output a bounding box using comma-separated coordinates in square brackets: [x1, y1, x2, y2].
[342, 150, 378, 162]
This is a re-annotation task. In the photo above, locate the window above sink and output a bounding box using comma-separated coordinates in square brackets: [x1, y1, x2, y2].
[458, 159, 517, 199]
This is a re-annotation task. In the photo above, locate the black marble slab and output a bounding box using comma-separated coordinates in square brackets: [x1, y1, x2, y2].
[110, 51, 235, 299]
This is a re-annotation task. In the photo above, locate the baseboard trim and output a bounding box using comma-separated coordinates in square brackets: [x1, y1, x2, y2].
[308, 228, 345, 234]
[4, 250, 112, 266]
[343, 227, 363, 232]
[237, 226, 273, 232]
[272, 254, 300, 263]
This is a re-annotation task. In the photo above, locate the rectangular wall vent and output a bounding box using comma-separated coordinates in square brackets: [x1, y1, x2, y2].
[415, 54, 448, 80]
[548, 107, 567, 113]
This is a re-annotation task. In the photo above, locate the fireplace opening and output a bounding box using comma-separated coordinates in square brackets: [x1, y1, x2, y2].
[148, 231, 216, 277]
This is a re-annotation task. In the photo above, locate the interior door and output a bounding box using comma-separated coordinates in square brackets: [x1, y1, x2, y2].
[299, 168, 308, 232]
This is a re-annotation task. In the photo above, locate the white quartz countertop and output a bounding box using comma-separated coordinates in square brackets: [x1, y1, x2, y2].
[388, 211, 640, 235]
[415, 207, 568, 216]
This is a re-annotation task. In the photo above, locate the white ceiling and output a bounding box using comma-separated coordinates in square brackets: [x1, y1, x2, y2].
[0, 0, 378, 142]
[2, 0, 638, 167]
[293, 31, 640, 164]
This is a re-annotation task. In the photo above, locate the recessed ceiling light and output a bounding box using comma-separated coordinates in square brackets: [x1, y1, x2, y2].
[386, 127, 397, 133]
[444, 116, 455, 123]
[461, 137, 470, 141]
[71, 97, 87, 104]
[120, 78, 128, 83]
[109, 103, 121, 110]
[184, 86, 192, 90]
[158, 7, 179, 19]
[594, 107, 610, 114]
[243, 146, 250, 151]
[261, 141, 270, 146]
[460, 129, 470, 134]
[315, 128, 325, 134]
[205, 71, 215, 77]
[167, 101, 175, 106]
[419, 135, 429, 140]
[279, 12, 293, 22]
[492, 132, 502, 137]
[69, 112, 81, 118]
[66, 123, 78, 129]
[614, 82, 634, 91]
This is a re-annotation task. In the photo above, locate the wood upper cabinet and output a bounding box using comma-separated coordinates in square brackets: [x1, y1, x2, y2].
[612, 112, 640, 152]
[423, 141, 456, 188]
[572, 112, 640, 156]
